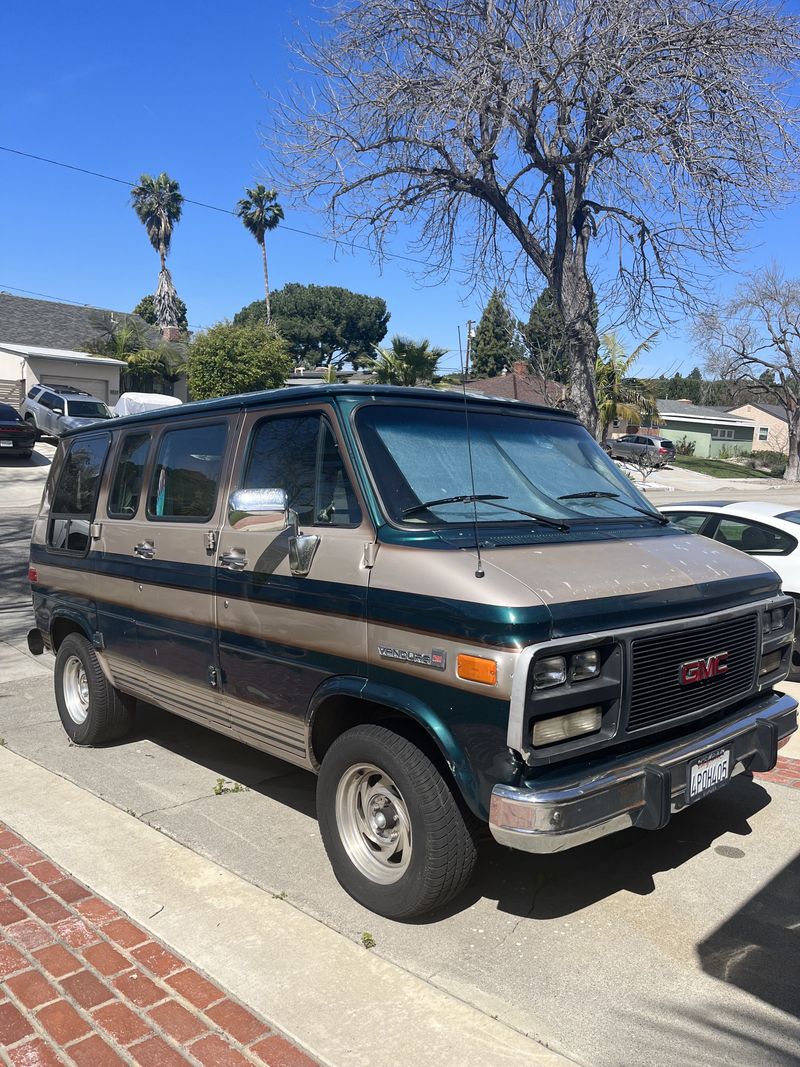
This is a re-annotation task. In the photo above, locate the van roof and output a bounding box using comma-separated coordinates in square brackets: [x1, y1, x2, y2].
[63, 383, 579, 435]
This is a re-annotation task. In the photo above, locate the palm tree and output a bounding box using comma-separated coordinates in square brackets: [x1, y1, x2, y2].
[236, 185, 284, 324]
[130, 173, 184, 329]
[367, 336, 446, 386]
[596, 332, 659, 441]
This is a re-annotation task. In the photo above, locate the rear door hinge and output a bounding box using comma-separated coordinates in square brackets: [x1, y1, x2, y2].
[205, 531, 217, 553]
[207, 665, 218, 688]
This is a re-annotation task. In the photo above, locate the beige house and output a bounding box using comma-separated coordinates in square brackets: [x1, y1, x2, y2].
[727, 403, 789, 454]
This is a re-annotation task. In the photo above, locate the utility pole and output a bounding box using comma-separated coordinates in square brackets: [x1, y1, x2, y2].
[465, 320, 475, 377]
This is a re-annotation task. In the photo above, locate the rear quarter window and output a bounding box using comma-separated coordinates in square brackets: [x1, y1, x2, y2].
[147, 422, 227, 521]
[47, 434, 111, 553]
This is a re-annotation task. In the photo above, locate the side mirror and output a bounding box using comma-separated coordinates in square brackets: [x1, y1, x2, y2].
[228, 488, 290, 531]
[53, 407, 64, 415]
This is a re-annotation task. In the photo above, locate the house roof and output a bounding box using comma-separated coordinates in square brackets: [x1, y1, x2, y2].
[0, 292, 162, 351]
[466, 370, 564, 407]
[656, 400, 754, 426]
[727, 401, 789, 423]
[0, 342, 125, 367]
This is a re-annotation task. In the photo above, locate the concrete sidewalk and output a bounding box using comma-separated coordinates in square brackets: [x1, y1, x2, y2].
[0, 747, 577, 1067]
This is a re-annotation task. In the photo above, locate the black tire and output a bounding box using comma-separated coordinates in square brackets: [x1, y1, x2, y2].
[54, 633, 134, 745]
[788, 603, 800, 681]
[20, 451, 32, 459]
[24, 416, 40, 440]
[317, 724, 478, 919]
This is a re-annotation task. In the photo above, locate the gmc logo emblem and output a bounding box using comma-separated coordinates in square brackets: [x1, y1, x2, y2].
[680, 652, 729, 685]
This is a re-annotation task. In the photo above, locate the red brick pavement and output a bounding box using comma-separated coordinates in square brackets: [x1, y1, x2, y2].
[0, 824, 319, 1067]
[754, 754, 800, 790]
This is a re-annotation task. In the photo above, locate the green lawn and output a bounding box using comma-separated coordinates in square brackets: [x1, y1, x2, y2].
[672, 456, 773, 479]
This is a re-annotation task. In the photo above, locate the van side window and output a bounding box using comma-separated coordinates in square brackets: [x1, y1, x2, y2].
[243, 414, 361, 527]
[147, 423, 227, 521]
[48, 434, 110, 553]
[108, 432, 151, 518]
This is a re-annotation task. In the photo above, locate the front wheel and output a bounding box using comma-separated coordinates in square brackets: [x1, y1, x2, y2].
[317, 724, 478, 919]
[54, 634, 134, 745]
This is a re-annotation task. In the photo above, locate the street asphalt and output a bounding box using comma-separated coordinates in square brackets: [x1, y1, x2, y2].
[2, 445, 800, 1067]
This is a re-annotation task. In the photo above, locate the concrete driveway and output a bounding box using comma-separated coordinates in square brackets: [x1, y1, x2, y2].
[3, 447, 800, 1066]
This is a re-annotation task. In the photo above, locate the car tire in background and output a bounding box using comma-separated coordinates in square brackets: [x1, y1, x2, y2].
[788, 597, 800, 682]
[23, 415, 40, 440]
[317, 723, 478, 919]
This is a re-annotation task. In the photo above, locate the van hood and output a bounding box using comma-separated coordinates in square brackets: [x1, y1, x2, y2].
[481, 529, 781, 639]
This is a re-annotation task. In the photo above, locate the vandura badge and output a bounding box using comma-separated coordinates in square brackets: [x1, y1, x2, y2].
[378, 646, 447, 670]
[680, 652, 729, 686]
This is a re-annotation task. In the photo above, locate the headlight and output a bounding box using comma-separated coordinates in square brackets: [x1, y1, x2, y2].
[533, 656, 567, 689]
[570, 649, 600, 681]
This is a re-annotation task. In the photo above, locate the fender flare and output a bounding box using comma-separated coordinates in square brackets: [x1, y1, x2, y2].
[307, 675, 485, 818]
[49, 609, 93, 649]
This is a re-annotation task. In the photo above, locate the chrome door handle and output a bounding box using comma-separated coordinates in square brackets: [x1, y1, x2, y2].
[133, 540, 156, 559]
[219, 550, 248, 569]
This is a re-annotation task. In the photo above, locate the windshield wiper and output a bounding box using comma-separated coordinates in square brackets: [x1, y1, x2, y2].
[402, 494, 507, 517]
[403, 494, 570, 532]
[558, 490, 668, 525]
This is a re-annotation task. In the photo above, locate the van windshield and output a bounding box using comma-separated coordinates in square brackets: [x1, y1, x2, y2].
[355, 403, 662, 526]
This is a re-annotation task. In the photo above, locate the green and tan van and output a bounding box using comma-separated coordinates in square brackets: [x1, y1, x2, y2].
[27, 385, 798, 917]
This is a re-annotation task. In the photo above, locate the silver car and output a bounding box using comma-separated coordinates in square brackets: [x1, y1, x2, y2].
[21, 385, 113, 439]
[604, 434, 676, 466]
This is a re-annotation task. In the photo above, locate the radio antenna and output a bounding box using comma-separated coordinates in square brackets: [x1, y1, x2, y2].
[457, 325, 484, 579]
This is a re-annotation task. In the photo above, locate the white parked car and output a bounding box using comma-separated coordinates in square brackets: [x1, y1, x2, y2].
[662, 500, 800, 678]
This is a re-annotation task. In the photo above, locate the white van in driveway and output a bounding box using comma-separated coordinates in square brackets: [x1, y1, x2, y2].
[27, 385, 798, 917]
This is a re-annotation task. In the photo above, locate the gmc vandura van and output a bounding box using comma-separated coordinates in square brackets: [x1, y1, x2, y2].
[28, 385, 798, 918]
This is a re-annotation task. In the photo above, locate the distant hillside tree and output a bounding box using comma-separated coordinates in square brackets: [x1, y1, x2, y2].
[235, 283, 389, 368]
[187, 322, 292, 400]
[471, 290, 522, 377]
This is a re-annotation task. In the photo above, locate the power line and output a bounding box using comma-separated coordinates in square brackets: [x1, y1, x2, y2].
[0, 144, 463, 273]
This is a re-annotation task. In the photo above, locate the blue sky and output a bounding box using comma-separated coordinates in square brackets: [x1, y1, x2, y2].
[2, 0, 799, 378]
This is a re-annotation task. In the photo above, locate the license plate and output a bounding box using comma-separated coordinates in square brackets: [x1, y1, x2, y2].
[687, 748, 731, 803]
[0, 440, 12, 447]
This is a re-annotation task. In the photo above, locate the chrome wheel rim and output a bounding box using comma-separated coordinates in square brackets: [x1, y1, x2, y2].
[335, 763, 412, 884]
[62, 655, 90, 725]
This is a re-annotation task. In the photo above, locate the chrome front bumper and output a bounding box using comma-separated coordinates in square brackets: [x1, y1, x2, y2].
[489, 691, 798, 854]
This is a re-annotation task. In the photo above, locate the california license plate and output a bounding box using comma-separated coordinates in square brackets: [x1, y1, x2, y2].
[687, 748, 731, 803]
[0, 440, 12, 447]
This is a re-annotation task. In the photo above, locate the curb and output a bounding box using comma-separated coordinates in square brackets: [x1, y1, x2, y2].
[0, 747, 579, 1067]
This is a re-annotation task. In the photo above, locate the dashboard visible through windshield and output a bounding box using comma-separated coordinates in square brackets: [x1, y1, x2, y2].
[355, 403, 662, 528]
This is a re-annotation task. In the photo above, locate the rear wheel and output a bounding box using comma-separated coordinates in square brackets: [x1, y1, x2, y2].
[788, 599, 800, 681]
[24, 415, 40, 440]
[317, 724, 478, 919]
[54, 634, 133, 745]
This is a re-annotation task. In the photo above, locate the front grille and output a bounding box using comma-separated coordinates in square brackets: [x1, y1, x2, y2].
[628, 614, 758, 732]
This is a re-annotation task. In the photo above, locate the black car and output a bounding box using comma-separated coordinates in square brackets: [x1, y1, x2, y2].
[0, 402, 37, 457]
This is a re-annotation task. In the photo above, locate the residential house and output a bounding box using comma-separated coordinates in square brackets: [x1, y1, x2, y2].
[726, 402, 789, 454]
[0, 293, 183, 406]
[653, 400, 756, 457]
[467, 361, 565, 407]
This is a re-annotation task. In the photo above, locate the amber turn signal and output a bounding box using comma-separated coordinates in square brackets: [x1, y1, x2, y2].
[457, 654, 497, 685]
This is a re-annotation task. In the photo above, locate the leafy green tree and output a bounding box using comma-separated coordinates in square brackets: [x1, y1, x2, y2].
[133, 294, 188, 333]
[234, 283, 389, 368]
[85, 310, 184, 393]
[236, 185, 284, 324]
[366, 336, 446, 385]
[187, 323, 292, 400]
[471, 290, 522, 378]
[596, 332, 659, 441]
[130, 173, 184, 329]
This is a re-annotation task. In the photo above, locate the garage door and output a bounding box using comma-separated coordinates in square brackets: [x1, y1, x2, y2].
[0, 379, 24, 406]
[41, 376, 110, 402]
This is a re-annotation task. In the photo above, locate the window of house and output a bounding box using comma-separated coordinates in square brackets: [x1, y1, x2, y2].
[47, 434, 110, 553]
[711, 427, 735, 440]
[758, 427, 769, 442]
[241, 413, 361, 527]
[108, 432, 151, 518]
[147, 423, 227, 521]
